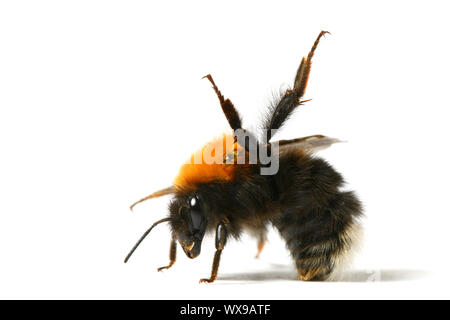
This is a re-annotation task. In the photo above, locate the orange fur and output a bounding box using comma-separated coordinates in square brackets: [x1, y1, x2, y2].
[174, 134, 242, 189]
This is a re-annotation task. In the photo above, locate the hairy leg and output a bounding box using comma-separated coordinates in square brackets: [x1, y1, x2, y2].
[199, 222, 228, 283]
[157, 238, 177, 272]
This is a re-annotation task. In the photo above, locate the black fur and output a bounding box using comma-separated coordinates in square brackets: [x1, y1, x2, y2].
[264, 93, 301, 141]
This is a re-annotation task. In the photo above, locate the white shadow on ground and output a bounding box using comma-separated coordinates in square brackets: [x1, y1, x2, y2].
[218, 263, 429, 283]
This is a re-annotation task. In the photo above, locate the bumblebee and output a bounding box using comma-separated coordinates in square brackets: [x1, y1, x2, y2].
[125, 31, 363, 283]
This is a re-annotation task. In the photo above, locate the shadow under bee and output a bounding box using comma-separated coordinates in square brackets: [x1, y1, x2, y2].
[217, 263, 429, 283]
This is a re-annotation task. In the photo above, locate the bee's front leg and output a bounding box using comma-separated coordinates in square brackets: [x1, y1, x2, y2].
[199, 221, 228, 284]
[157, 237, 177, 272]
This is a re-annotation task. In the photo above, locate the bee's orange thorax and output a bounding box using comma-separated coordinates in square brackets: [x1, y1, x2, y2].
[174, 134, 243, 189]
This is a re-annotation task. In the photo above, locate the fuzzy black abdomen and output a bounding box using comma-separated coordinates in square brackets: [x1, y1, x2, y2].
[273, 151, 363, 280]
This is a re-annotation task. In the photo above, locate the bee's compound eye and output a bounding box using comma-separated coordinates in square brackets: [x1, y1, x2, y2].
[189, 196, 198, 208]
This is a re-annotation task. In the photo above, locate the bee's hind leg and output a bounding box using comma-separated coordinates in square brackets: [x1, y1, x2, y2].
[254, 229, 268, 259]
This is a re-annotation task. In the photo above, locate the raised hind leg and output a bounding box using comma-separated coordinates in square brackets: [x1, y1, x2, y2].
[263, 30, 329, 142]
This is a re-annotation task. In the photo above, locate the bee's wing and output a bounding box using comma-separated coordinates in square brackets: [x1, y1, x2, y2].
[276, 135, 343, 153]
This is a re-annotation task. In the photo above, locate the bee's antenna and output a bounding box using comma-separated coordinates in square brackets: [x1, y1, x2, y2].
[124, 217, 172, 263]
[130, 186, 175, 211]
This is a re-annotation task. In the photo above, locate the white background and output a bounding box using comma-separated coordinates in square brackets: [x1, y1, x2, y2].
[1, 1, 449, 299]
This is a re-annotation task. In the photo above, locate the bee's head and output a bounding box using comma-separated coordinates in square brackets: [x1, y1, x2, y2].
[169, 194, 207, 259]
[125, 187, 209, 263]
